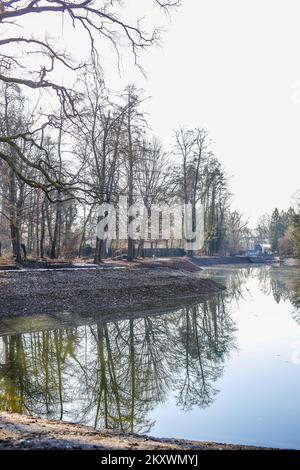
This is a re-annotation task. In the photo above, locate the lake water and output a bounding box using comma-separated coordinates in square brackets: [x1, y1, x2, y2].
[1, 265, 300, 449]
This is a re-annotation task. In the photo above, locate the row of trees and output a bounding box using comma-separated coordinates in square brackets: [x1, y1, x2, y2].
[255, 192, 300, 257]
[0, 1, 250, 262]
[0, 79, 248, 262]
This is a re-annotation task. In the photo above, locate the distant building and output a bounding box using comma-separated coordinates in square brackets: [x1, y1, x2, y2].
[259, 243, 272, 254]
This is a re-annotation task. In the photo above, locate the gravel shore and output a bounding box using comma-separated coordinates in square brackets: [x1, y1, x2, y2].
[0, 265, 225, 319]
[0, 413, 275, 450]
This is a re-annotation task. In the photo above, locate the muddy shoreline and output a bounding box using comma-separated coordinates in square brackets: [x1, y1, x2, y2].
[0, 265, 225, 320]
[0, 413, 278, 450]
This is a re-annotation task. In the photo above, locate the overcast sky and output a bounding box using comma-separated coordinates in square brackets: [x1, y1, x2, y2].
[104, 0, 300, 226]
[18, 1, 300, 226]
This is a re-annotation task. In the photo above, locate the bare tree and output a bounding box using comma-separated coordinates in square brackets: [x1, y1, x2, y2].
[174, 127, 216, 255]
[0, 0, 179, 196]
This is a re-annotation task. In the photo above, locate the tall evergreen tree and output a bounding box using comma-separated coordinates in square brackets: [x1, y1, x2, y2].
[269, 208, 288, 252]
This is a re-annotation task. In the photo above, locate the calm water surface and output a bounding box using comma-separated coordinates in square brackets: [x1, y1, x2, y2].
[1, 265, 300, 449]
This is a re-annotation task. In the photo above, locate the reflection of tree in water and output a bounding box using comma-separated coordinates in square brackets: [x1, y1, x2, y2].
[222, 267, 252, 303]
[204, 266, 253, 305]
[0, 329, 81, 417]
[278, 271, 300, 323]
[291, 282, 300, 316]
[0, 335, 29, 413]
[83, 317, 171, 433]
[257, 266, 300, 322]
[257, 266, 291, 303]
[173, 297, 236, 410]
[0, 296, 236, 434]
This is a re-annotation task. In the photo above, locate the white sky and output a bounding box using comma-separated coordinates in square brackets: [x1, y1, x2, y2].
[8, 0, 300, 227]
[106, 0, 300, 226]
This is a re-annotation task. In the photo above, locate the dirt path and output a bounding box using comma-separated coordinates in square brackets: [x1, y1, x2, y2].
[0, 412, 274, 450]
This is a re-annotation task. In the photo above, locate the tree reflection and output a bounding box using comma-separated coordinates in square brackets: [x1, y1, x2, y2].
[257, 265, 300, 322]
[0, 295, 236, 434]
[0, 329, 79, 416]
[172, 298, 236, 411]
[291, 281, 300, 315]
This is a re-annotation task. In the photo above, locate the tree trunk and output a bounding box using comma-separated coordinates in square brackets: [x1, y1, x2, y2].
[51, 201, 62, 259]
[40, 202, 46, 259]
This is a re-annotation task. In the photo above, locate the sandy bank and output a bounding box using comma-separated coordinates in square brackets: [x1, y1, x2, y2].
[0, 412, 276, 450]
